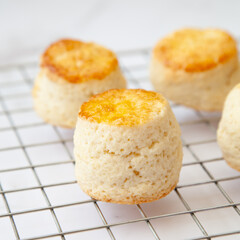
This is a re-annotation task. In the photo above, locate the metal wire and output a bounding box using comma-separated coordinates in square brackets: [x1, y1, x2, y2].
[0, 47, 240, 240]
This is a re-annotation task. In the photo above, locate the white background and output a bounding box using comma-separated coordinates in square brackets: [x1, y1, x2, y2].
[1, 0, 240, 65]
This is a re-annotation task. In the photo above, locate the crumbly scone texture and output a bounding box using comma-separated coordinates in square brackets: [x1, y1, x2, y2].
[32, 67, 126, 128]
[150, 54, 239, 111]
[74, 89, 182, 204]
[154, 28, 237, 72]
[217, 83, 240, 171]
[41, 39, 118, 83]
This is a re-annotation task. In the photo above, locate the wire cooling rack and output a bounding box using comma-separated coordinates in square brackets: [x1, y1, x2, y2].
[0, 48, 240, 240]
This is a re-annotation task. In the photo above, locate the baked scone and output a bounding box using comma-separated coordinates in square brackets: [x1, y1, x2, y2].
[74, 89, 183, 204]
[33, 39, 126, 128]
[150, 28, 239, 111]
[217, 83, 240, 171]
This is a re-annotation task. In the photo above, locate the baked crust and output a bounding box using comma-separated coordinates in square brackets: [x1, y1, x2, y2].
[80, 181, 178, 204]
[226, 159, 240, 172]
[74, 89, 182, 205]
[41, 39, 118, 83]
[154, 28, 237, 72]
[79, 89, 167, 126]
[32, 67, 126, 128]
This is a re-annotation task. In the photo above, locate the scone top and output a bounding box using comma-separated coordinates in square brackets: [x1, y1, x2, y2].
[154, 29, 237, 72]
[79, 89, 167, 127]
[41, 39, 118, 83]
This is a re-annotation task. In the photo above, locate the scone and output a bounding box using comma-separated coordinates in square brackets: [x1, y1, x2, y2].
[33, 39, 126, 128]
[150, 28, 239, 111]
[74, 89, 183, 204]
[217, 83, 240, 171]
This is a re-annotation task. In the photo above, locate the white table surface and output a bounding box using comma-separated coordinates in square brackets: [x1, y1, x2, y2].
[1, 0, 240, 65]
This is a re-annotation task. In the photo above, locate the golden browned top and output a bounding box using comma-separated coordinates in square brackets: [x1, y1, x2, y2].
[154, 29, 237, 72]
[79, 89, 167, 126]
[41, 39, 118, 83]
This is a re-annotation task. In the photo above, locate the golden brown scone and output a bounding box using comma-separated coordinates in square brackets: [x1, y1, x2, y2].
[150, 28, 239, 111]
[33, 39, 126, 128]
[74, 89, 183, 204]
[217, 83, 240, 171]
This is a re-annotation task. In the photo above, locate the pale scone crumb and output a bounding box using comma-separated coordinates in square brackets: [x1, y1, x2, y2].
[217, 83, 240, 171]
[74, 89, 183, 204]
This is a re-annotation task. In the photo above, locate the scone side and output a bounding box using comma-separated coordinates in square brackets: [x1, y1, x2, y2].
[225, 159, 240, 172]
[217, 127, 240, 172]
[32, 67, 127, 128]
[217, 84, 240, 171]
[74, 101, 182, 204]
[150, 55, 239, 111]
[79, 181, 178, 204]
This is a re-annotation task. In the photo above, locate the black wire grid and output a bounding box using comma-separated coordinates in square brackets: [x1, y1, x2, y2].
[0, 48, 240, 240]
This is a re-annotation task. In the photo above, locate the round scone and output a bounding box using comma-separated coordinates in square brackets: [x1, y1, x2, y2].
[74, 89, 183, 204]
[150, 28, 239, 111]
[33, 39, 126, 128]
[217, 83, 240, 171]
